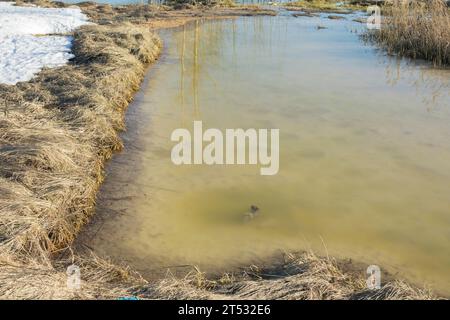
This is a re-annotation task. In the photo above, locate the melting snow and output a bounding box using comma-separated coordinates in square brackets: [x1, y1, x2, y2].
[0, 2, 90, 85]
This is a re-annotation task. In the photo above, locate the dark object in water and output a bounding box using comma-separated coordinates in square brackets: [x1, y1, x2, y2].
[292, 12, 316, 18]
[327, 15, 346, 20]
[244, 205, 260, 222]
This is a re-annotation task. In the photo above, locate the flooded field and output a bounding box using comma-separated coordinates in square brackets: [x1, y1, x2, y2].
[79, 14, 450, 294]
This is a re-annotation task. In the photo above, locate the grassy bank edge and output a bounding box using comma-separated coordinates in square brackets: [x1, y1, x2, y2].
[0, 5, 163, 298]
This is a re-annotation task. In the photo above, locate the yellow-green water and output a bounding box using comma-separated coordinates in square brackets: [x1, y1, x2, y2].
[81, 16, 450, 295]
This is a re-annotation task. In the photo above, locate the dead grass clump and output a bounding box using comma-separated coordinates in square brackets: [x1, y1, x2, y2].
[365, 0, 450, 65]
[0, 252, 145, 300]
[0, 250, 437, 300]
[351, 280, 435, 300]
[139, 252, 437, 300]
[0, 23, 161, 266]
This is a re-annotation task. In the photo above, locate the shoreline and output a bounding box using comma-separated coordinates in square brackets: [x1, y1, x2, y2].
[0, 1, 443, 299]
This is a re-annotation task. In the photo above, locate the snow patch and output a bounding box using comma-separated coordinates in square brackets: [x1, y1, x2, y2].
[0, 2, 90, 85]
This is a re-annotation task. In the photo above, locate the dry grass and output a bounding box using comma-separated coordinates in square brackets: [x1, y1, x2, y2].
[1, 251, 434, 300]
[0, 20, 162, 299]
[0, 251, 148, 299]
[365, 0, 450, 65]
[137, 252, 437, 300]
[285, 0, 365, 13]
[11, 0, 276, 26]
[0, 23, 162, 267]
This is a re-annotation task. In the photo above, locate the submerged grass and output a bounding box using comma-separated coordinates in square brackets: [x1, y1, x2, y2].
[365, 0, 450, 66]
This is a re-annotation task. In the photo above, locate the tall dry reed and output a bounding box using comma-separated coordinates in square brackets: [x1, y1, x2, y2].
[367, 0, 450, 65]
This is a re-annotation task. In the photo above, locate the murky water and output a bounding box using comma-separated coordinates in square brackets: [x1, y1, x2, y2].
[80, 15, 450, 294]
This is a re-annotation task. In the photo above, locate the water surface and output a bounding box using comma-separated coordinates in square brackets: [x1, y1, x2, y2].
[81, 15, 450, 294]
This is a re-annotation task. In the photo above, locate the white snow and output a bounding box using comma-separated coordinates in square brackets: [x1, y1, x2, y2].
[0, 2, 90, 85]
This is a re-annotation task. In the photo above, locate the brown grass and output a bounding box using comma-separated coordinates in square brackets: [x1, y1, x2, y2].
[285, 0, 365, 13]
[0, 250, 437, 300]
[138, 251, 437, 300]
[0, 252, 146, 299]
[366, 0, 450, 65]
[0, 23, 162, 267]
[11, 0, 276, 26]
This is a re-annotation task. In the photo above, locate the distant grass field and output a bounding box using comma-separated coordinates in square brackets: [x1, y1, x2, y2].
[285, 0, 365, 12]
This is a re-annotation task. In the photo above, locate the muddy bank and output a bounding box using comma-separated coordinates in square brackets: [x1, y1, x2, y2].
[0, 1, 442, 299]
